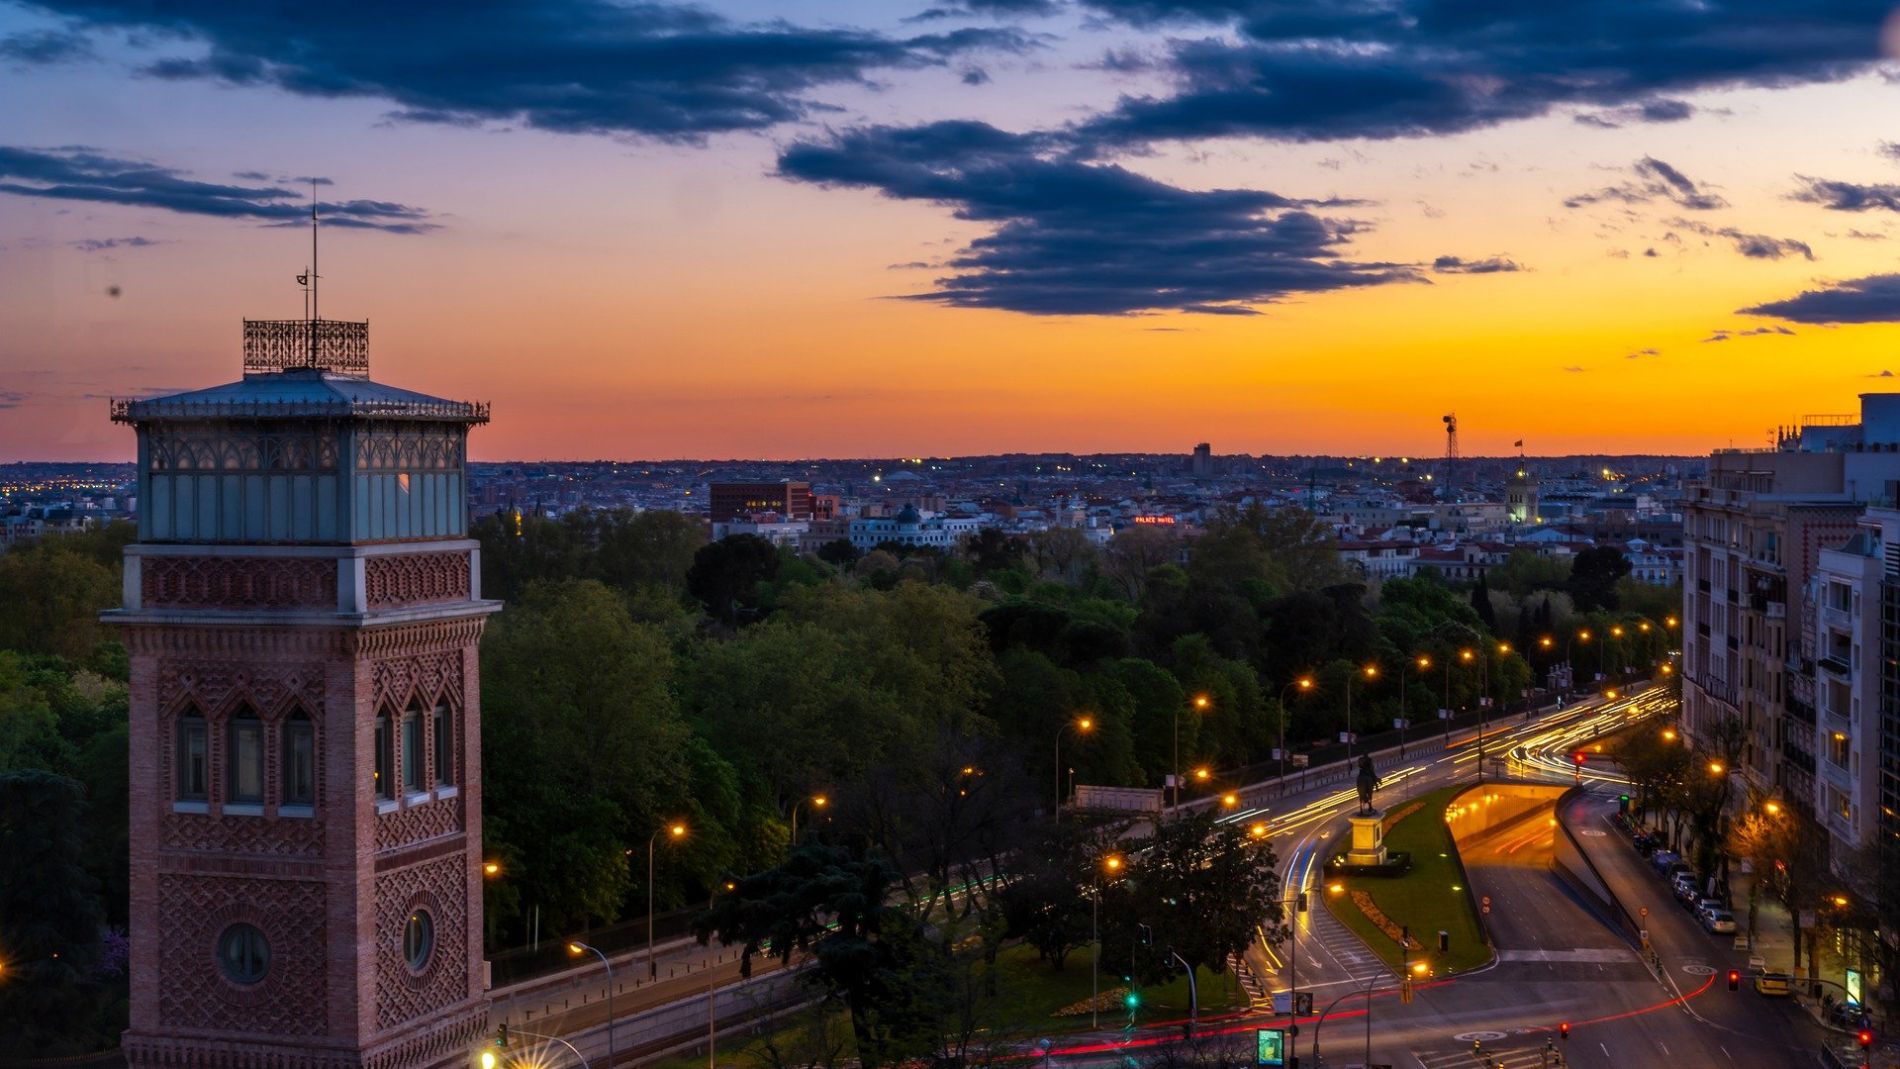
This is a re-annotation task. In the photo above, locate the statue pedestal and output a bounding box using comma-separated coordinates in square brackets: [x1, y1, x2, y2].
[1345, 811, 1388, 866]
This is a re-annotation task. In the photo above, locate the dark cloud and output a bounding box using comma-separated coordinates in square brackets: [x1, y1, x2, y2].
[71, 235, 162, 252]
[0, 390, 26, 409]
[1664, 217, 1814, 260]
[1562, 365, 1586, 372]
[1741, 273, 1900, 324]
[24, 0, 1034, 142]
[775, 120, 1417, 315]
[1880, 142, 1900, 162]
[960, 66, 992, 85]
[1871, 369, 1897, 378]
[1574, 98, 1696, 129]
[1738, 325, 1795, 336]
[1791, 176, 1900, 212]
[1703, 330, 1731, 342]
[1566, 158, 1726, 211]
[1071, 1, 1888, 146]
[1431, 255, 1524, 274]
[0, 146, 435, 233]
[0, 28, 93, 63]
[913, 0, 1063, 18]
[1626, 348, 1660, 358]
[1642, 247, 1660, 257]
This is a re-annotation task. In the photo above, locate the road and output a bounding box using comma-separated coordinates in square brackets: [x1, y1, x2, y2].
[1212, 691, 1827, 1069]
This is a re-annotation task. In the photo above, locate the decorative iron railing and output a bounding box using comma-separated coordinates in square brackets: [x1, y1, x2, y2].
[243, 318, 369, 375]
[111, 397, 490, 423]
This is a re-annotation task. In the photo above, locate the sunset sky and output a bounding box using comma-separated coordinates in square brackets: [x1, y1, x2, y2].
[5, 1, 1900, 461]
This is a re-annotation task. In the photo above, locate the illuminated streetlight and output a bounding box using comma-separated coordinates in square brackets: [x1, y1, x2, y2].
[1662, 728, 1677, 742]
[1104, 854, 1124, 873]
[647, 823, 688, 978]
[1709, 761, 1725, 775]
[1055, 716, 1095, 822]
[1249, 821, 1269, 839]
[791, 793, 830, 844]
[569, 940, 616, 1066]
[1194, 766, 1212, 782]
[483, 860, 501, 878]
[1222, 792, 1240, 809]
[1328, 882, 1345, 895]
[1765, 801, 1783, 816]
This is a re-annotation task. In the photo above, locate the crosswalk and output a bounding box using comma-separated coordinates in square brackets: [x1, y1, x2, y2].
[1303, 899, 1392, 984]
[1413, 1045, 1563, 1069]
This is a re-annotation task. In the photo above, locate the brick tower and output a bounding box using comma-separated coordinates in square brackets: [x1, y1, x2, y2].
[108, 314, 496, 1067]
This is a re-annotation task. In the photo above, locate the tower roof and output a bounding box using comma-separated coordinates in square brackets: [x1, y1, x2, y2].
[111, 318, 488, 424]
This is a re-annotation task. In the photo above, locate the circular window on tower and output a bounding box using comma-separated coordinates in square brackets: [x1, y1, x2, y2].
[403, 908, 434, 972]
[216, 922, 270, 985]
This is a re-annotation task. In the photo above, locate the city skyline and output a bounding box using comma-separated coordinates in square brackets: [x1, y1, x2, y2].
[6, 2, 1900, 463]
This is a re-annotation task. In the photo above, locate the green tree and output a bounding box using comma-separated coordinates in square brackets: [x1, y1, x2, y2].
[1568, 547, 1632, 614]
[480, 580, 707, 935]
[0, 770, 109, 1053]
[688, 534, 782, 625]
[999, 818, 1127, 970]
[698, 842, 919, 1069]
[0, 537, 121, 661]
[1104, 810, 1285, 984]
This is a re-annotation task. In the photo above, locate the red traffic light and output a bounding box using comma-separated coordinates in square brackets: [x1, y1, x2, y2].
[1859, 1030, 1874, 1049]
[1726, 970, 1740, 991]
[1559, 1022, 1569, 1040]
[1574, 752, 1586, 765]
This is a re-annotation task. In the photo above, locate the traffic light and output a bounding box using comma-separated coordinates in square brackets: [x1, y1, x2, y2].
[1859, 1029, 1874, 1050]
[495, 1023, 509, 1048]
[1295, 891, 1308, 913]
[1559, 1022, 1569, 1042]
[1618, 794, 1630, 813]
[1574, 752, 1586, 766]
[1437, 929, 1449, 953]
[1727, 969, 1740, 991]
[1125, 990, 1141, 1010]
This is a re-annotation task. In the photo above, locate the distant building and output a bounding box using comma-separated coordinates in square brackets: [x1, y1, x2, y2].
[849, 504, 980, 552]
[1190, 443, 1212, 478]
[1506, 466, 1540, 524]
[709, 481, 816, 522]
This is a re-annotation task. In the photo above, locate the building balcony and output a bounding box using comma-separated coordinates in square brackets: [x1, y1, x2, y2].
[1828, 809, 1857, 844]
[1786, 696, 1817, 726]
[1819, 655, 1852, 676]
[1765, 600, 1786, 620]
[1784, 745, 1817, 776]
[1823, 758, 1856, 794]
[1824, 606, 1853, 631]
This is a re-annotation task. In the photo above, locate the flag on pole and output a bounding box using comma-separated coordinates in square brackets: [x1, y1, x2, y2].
[1513, 439, 1524, 447]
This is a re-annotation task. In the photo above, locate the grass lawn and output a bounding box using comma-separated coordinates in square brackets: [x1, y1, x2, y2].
[645, 942, 1244, 1069]
[1322, 785, 1491, 975]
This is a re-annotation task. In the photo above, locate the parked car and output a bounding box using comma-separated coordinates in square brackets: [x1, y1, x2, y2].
[1670, 871, 1698, 893]
[1816, 1002, 1862, 1032]
[1702, 909, 1737, 934]
[1675, 883, 1703, 907]
[1651, 850, 1681, 874]
[1755, 973, 1793, 997]
[1694, 898, 1724, 920]
[1633, 833, 1656, 855]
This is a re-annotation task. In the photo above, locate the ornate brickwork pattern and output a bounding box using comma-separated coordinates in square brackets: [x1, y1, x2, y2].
[144, 556, 337, 610]
[365, 552, 470, 610]
[163, 811, 325, 857]
[370, 649, 464, 718]
[375, 795, 462, 853]
[156, 874, 327, 1036]
[374, 855, 469, 1031]
[156, 661, 327, 810]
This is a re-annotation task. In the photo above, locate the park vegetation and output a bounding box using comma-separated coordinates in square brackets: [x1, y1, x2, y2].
[0, 507, 1677, 1054]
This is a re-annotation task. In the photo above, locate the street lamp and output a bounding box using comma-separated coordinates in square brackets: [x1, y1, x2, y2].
[789, 793, 828, 845]
[569, 940, 615, 1068]
[1345, 664, 1377, 762]
[647, 822, 687, 978]
[1056, 716, 1094, 822]
[483, 860, 501, 878]
[1399, 656, 1430, 755]
[1094, 854, 1125, 1029]
[1173, 695, 1212, 811]
[1279, 677, 1314, 793]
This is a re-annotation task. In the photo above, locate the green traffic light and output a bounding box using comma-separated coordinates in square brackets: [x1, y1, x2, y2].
[1125, 992, 1140, 1008]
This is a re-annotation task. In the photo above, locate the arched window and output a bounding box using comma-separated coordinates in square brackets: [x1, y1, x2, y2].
[282, 712, 315, 808]
[373, 710, 394, 802]
[176, 708, 208, 803]
[431, 702, 453, 787]
[401, 703, 425, 794]
[227, 707, 265, 806]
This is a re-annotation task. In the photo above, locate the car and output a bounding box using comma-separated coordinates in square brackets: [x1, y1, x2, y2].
[1755, 973, 1793, 997]
[1676, 884, 1703, 907]
[1694, 898, 1725, 920]
[1702, 909, 1737, 934]
[1651, 850, 1681, 874]
[1663, 862, 1692, 882]
[1671, 871, 1698, 893]
[1826, 1000, 1871, 1030]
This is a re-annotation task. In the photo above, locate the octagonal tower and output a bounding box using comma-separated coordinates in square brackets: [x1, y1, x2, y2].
[107, 316, 497, 1068]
